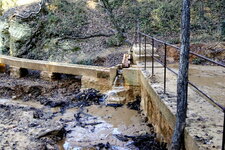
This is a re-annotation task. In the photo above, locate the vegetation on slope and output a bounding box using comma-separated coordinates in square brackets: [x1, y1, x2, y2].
[0, 0, 224, 64]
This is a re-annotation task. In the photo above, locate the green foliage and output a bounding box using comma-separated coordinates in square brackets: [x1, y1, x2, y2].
[74, 59, 94, 65]
[71, 46, 81, 52]
[168, 37, 180, 44]
[192, 58, 205, 65]
[45, 0, 87, 37]
[106, 34, 125, 47]
[101, 0, 224, 42]
[151, 1, 181, 33]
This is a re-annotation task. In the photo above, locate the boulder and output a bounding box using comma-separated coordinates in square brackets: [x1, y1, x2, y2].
[0, 20, 9, 54]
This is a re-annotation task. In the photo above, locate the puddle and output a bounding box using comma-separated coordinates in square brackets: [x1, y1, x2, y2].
[0, 74, 167, 150]
[56, 105, 152, 149]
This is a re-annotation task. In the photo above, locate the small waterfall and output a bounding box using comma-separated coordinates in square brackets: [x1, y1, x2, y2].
[113, 69, 124, 87]
[103, 69, 128, 105]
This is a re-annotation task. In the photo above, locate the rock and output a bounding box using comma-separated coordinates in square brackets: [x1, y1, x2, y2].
[8, 21, 32, 56]
[127, 97, 141, 111]
[37, 125, 66, 140]
[0, 20, 9, 54]
[33, 110, 44, 119]
[12, 95, 17, 99]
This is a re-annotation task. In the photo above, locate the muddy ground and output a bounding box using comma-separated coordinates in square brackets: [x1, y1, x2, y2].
[0, 73, 167, 150]
[168, 64, 225, 107]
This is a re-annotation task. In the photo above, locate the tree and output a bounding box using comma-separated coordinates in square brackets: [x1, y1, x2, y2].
[171, 0, 190, 149]
[99, 0, 125, 39]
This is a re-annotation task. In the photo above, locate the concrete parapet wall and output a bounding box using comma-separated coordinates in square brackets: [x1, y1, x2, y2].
[123, 66, 222, 150]
[0, 55, 115, 92]
[140, 71, 174, 143]
[123, 68, 140, 86]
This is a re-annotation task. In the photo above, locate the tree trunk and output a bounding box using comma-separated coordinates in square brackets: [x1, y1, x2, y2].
[171, 0, 190, 149]
[100, 0, 124, 39]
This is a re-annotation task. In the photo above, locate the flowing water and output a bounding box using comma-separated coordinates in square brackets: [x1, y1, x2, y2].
[104, 69, 128, 105]
[59, 105, 152, 149]
[0, 72, 167, 150]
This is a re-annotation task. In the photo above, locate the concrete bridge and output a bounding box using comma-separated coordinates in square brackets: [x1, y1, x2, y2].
[0, 42, 224, 150]
[0, 54, 119, 91]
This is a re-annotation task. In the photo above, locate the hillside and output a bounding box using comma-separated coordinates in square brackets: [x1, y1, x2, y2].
[0, 0, 224, 65]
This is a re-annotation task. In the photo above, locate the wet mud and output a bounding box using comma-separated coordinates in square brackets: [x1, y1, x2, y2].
[0, 73, 167, 150]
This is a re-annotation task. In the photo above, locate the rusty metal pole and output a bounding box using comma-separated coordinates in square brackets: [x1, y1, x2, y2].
[152, 39, 154, 75]
[139, 33, 141, 63]
[164, 43, 167, 94]
[222, 111, 225, 150]
[135, 20, 138, 45]
[144, 36, 147, 70]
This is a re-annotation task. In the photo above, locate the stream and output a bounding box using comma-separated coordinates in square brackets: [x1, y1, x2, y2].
[0, 73, 167, 150]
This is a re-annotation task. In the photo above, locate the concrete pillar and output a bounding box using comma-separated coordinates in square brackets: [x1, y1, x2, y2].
[10, 66, 28, 78]
[0, 64, 6, 73]
[40, 71, 61, 81]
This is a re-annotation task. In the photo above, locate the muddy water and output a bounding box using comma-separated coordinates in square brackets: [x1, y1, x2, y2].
[0, 73, 166, 150]
[0, 98, 156, 150]
[56, 105, 152, 149]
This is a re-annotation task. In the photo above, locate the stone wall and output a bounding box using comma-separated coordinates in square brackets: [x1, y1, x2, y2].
[139, 71, 174, 143]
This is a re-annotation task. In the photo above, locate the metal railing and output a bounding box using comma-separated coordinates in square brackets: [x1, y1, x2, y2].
[135, 31, 225, 150]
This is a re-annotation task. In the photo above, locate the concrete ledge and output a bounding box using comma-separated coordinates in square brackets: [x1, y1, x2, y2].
[40, 71, 61, 81]
[0, 55, 111, 79]
[10, 66, 28, 78]
[140, 71, 174, 143]
[139, 68, 223, 150]
[123, 68, 140, 86]
[0, 55, 116, 92]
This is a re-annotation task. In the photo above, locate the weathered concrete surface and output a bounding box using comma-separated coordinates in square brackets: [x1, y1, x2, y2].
[130, 44, 224, 150]
[0, 55, 115, 92]
[40, 71, 61, 81]
[140, 71, 174, 143]
[139, 67, 224, 150]
[0, 55, 110, 78]
[9, 66, 28, 78]
[123, 68, 140, 86]
[132, 44, 159, 64]
[0, 63, 6, 73]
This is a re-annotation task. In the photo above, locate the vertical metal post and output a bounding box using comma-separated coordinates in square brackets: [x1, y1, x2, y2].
[222, 111, 225, 150]
[135, 21, 138, 45]
[139, 33, 141, 62]
[164, 43, 167, 94]
[152, 39, 154, 75]
[144, 36, 147, 70]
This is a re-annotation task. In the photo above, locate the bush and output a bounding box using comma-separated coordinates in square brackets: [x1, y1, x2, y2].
[45, 0, 88, 37]
[106, 34, 125, 47]
[76, 59, 94, 65]
[192, 58, 205, 65]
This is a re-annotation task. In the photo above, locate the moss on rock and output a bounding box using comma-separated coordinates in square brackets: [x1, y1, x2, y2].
[8, 21, 32, 56]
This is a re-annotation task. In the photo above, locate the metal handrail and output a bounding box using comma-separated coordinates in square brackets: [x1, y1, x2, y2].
[135, 31, 225, 150]
[139, 32, 225, 68]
